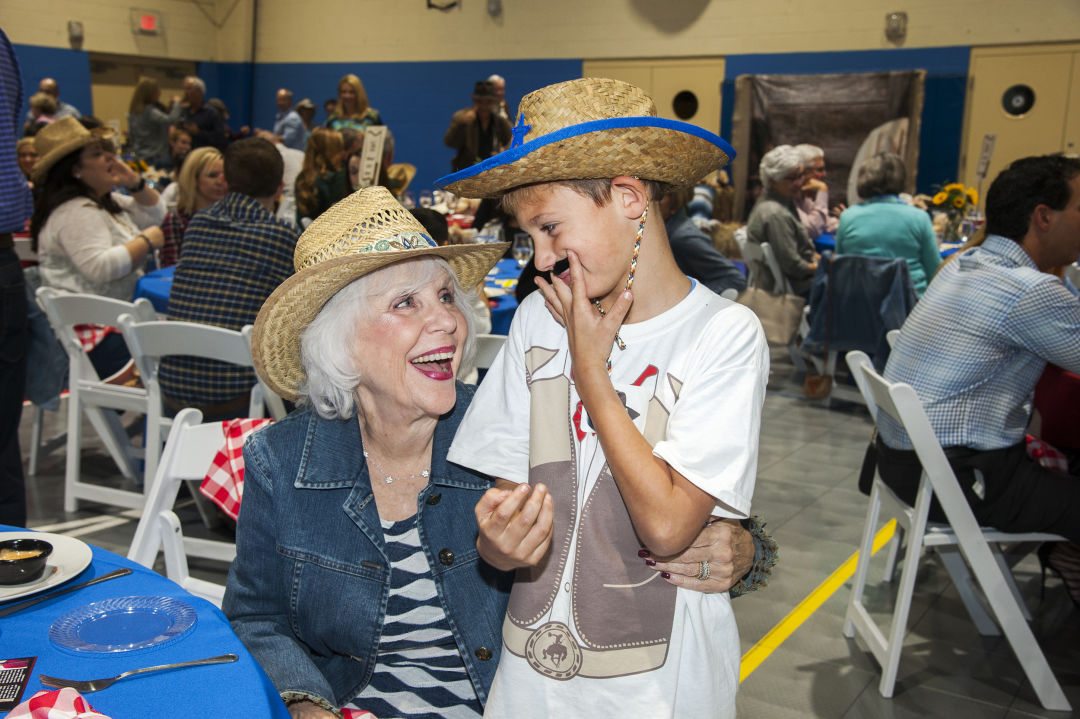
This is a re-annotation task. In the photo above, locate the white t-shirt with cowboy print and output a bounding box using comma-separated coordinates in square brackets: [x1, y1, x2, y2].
[448, 281, 769, 719]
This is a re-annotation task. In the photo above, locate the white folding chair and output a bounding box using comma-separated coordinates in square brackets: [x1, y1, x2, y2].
[474, 333, 507, 372]
[36, 287, 157, 512]
[842, 350, 1070, 711]
[733, 226, 754, 281]
[760, 241, 796, 295]
[118, 316, 285, 488]
[127, 408, 232, 606]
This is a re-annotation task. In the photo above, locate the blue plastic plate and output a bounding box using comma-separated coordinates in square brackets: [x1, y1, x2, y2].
[49, 596, 197, 653]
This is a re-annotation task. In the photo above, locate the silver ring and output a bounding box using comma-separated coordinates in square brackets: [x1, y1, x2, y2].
[696, 560, 711, 581]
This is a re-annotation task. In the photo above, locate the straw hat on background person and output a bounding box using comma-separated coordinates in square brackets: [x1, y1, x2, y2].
[31, 116, 99, 184]
[252, 185, 507, 401]
[437, 77, 734, 199]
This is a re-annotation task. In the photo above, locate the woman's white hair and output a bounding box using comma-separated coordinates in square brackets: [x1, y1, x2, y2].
[759, 145, 805, 187]
[794, 143, 824, 165]
[297, 256, 479, 420]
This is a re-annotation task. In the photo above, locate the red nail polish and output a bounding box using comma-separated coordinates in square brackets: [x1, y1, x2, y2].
[637, 549, 650, 558]
[660, 571, 671, 579]
[645, 559, 656, 566]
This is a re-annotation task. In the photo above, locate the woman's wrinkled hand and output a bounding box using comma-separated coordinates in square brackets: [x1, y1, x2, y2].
[643, 518, 753, 593]
[475, 481, 553, 571]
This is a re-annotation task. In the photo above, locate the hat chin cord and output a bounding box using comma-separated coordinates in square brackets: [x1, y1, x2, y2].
[593, 203, 647, 373]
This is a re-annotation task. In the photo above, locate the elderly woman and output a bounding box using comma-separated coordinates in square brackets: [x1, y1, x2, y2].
[127, 77, 183, 167]
[30, 117, 165, 377]
[836, 153, 940, 295]
[746, 144, 818, 297]
[225, 186, 767, 719]
[326, 74, 383, 132]
[159, 146, 227, 266]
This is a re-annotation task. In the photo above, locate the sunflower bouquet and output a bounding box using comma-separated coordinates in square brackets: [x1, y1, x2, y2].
[931, 182, 978, 243]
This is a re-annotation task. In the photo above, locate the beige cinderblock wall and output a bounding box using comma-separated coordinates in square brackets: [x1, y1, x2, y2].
[253, 0, 1080, 63]
[4, 0, 1079, 63]
[0, 0, 253, 62]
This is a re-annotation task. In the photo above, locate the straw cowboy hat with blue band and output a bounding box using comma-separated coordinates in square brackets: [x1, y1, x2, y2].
[436, 77, 735, 198]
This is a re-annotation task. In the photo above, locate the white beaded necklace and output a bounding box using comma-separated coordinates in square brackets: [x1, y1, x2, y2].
[363, 450, 430, 485]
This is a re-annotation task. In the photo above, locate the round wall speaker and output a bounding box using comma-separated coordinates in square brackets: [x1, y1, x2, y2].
[1001, 85, 1035, 117]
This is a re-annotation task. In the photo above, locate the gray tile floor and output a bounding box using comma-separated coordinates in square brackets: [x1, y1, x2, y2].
[15, 351, 1079, 717]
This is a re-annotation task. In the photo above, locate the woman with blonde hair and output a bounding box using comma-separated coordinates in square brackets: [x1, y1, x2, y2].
[326, 74, 382, 132]
[127, 77, 183, 167]
[159, 146, 226, 266]
[295, 127, 346, 224]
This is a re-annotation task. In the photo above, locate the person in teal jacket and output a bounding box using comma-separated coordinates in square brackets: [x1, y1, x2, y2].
[836, 153, 941, 295]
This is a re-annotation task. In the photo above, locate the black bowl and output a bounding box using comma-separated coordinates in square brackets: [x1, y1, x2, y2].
[0, 539, 54, 585]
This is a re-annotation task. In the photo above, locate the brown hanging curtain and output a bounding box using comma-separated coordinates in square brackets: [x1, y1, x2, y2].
[731, 70, 926, 222]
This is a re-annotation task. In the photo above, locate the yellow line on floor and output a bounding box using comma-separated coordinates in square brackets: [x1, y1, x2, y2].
[739, 519, 897, 682]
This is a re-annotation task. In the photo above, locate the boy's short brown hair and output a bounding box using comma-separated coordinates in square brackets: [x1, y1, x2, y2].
[225, 137, 284, 198]
[501, 178, 671, 217]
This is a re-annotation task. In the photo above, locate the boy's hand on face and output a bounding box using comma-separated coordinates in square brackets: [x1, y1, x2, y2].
[475, 481, 554, 571]
[536, 250, 633, 384]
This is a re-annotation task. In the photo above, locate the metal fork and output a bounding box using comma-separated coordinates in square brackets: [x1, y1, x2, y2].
[39, 653, 238, 692]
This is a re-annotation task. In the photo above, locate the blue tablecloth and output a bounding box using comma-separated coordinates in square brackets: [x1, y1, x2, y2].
[814, 233, 836, 254]
[486, 258, 522, 335]
[0, 526, 290, 718]
[134, 266, 174, 315]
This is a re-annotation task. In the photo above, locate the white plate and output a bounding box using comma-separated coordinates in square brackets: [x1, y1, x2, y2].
[0, 531, 93, 602]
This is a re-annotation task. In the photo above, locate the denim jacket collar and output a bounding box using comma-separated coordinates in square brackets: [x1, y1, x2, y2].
[292, 382, 488, 493]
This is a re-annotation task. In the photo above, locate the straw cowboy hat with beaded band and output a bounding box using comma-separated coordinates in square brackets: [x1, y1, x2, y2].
[436, 77, 735, 198]
[31, 116, 101, 184]
[252, 185, 508, 402]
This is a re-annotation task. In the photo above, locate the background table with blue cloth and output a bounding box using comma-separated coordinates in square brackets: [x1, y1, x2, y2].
[486, 258, 522, 335]
[134, 266, 175, 315]
[0, 525, 290, 718]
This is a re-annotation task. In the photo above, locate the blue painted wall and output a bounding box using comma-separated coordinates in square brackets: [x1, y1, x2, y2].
[10, 42, 967, 197]
[11, 44, 92, 126]
[721, 46, 970, 196]
[198, 61, 255, 137]
[250, 58, 582, 192]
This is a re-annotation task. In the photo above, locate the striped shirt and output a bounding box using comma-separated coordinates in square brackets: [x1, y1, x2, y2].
[159, 193, 298, 405]
[346, 516, 482, 719]
[880, 234, 1080, 451]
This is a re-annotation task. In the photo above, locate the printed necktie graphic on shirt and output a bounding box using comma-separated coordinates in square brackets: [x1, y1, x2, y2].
[503, 345, 684, 680]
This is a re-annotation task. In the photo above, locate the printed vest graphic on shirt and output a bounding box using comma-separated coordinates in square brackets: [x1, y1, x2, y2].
[502, 345, 684, 680]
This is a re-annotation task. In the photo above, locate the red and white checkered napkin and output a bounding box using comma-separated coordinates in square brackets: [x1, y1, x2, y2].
[199, 418, 273, 521]
[1026, 435, 1070, 473]
[7, 688, 111, 719]
[72, 325, 114, 353]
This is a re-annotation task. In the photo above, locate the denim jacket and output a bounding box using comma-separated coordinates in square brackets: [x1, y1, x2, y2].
[222, 382, 512, 711]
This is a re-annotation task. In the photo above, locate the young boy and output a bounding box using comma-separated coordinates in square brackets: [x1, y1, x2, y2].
[440, 78, 769, 718]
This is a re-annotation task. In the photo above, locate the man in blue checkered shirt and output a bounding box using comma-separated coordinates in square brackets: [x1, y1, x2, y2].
[160, 137, 300, 418]
[874, 154, 1080, 544]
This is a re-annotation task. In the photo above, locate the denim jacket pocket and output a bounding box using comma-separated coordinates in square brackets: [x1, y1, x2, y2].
[279, 544, 387, 662]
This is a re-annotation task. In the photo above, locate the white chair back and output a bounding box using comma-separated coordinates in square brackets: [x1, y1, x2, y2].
[127, 408, 232, 606]
[473, 333, 507, 371]
[118, 316, 285, 485]
[36, 287, 156, 512]
[885, 328, 900, 349]
[843, 350, 1070, 711]
[759, 242, 794, 295]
